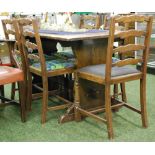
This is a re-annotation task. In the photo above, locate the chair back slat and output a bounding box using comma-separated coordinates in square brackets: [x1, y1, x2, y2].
[23, 30, 35, 38]
[2, 19, 13, 24]
[105, 14, 153, 81]
[112, 58, 142, 67]
[80, 15, 97, 20]
[18, 19, 33, 26]
[14, 49, 21, 55]
[27, 54, 40, 62]
[82, 25, 94, 29]
[6, 29, 16, 35]
[116, 30, 146, 39]
[113, 44, 145, 54]
[115, 15, 150, 23]
[25, 40, 38, 50]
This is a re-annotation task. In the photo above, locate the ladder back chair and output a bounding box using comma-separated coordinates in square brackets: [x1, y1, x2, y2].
[75, 15, 153, 139]
[2, 18, 63, 110]
[18, 18, 75, 124]
[0, 19, 27, 122]
[1, 19, 17, 100]
[103, 13, 132, 104]
[1, 19, 27, 101]
[80, 14, 100, 29]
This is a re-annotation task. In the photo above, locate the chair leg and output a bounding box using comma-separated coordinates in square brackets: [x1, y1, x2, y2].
[64, 75, 69, 99]
[0, 85, 5, 103]
[113, 84, 118, 98]
[105, 84, 114, 139]
[74, 73, 81, 121]
[112, 84, 119, 112]
[66, 74, 73, 101]
[41, 77, 48, 124]
[68, 74, 74, 101]
[18, 81, 26, 122]
[120, 82, 127, 102]
[113, 83, 127, 103]
[27, 72, 32, 111]
[140, 78, 148, 128]
[11, 83, 16, 100]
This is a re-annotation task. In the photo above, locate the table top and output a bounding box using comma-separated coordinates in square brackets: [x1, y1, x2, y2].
[39, 29, 109, 41]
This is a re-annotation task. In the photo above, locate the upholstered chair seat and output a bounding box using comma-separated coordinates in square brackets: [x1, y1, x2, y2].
[0, 66, 24, 85]
[78, 64, 140, 79]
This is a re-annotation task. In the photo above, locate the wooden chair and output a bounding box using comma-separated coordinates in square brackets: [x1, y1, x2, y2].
[80, 14, 127, 103]
[0, 39, 26, 122]
[104, 14, 128, 103]
[103, 14, 111, 30]
[2, 19, 64, 110]
[80, 14, 100, 29]
[74, 15, 153, 139]
[18, 18, 75, 124]
[1, 19, 26, 100]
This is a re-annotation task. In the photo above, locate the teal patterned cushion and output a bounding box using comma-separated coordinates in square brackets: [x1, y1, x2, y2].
[31, 59, 75, 71]
[44, 54, 56, 60]
[53, 54, 117, 61]
[28, 53, 57, 65]
[54, 52, 75, 60]
[29, 52, 75, 65]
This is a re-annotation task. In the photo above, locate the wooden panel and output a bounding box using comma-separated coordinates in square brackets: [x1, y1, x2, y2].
[72, 38, 108, 68]
[92, 39, 108, 65]
[79, 79, 105, 110]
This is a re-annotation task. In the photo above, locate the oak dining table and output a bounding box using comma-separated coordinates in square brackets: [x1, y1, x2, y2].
[38, 29, 112, 123]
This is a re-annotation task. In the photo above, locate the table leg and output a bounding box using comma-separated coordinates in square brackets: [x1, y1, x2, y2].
[59, 104, 75, 123]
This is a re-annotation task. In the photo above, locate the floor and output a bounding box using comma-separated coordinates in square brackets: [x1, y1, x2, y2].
[0, 73, 155, 141]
